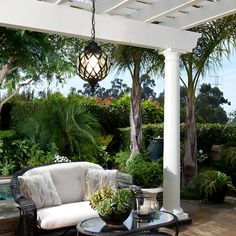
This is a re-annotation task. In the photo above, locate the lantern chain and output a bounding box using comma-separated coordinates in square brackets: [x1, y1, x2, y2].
[91, 0, 95, 42]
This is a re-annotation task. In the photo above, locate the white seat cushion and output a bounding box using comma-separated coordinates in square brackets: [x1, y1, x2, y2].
[37, 201, 98, 230]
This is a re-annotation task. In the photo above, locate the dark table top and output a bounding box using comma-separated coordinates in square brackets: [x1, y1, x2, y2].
[76, 211, 178, 236]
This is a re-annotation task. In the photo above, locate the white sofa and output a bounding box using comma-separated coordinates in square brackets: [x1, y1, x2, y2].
[10, 162, 133, 235]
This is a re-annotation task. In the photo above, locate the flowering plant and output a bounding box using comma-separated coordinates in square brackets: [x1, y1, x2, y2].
[197, 150, 208, 163]
[54, 154, 71, 163]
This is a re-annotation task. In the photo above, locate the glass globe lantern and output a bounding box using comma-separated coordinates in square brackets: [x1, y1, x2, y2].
[77, 41, 110, 93]
[76, 0, 110, 94]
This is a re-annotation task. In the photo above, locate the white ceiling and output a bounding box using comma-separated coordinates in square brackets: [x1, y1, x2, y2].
[0, 0, 236, 52]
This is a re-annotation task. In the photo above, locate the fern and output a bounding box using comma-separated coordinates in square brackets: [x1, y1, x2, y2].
[195, 170, 235, 203]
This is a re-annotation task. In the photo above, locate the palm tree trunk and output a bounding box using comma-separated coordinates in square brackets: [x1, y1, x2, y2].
[130, 76, 142, 156]
[183, 92, 197, 189]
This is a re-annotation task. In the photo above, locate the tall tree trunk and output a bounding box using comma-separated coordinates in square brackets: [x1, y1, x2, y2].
[183, 92, 197, 189]
[130, 76, 142, 156]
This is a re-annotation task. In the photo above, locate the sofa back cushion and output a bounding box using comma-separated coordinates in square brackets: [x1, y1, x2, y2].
[84, 169, 118, 200]
[84, 169, 133, 200]
[23, 162, 103, 204]
[18, 172, 62, 209]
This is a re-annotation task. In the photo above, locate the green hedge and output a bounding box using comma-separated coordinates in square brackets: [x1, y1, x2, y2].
[142, 100, 164, 124]
[8, 94, 164, 135]
[196, 124, 236, 151]
[10, 100, 41, 132]
[116, 123, 236, 153]
[116, 123, 185, 151]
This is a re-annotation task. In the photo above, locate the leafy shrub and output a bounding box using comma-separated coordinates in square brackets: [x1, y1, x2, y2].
[212, 147, 236, 187]
[181, 188, 200, 200]
[0, 160, 16, 176]
[68, 94, 130, 134]
[27, 143, 57, 167]
[197, 124, 236, 152]
[0, 130, 18, 174]
[19, 94, 101, 158]
[142, 100, 164, 124]
[9, 94, 165, 137]
[221, 147, 236, 170]
[0, 136, 57, 175]
[113, 150, 130, 172]
[10, 100, 40, 131]
[0, 130, 16, 139]
[195, 170, 235, 203]
[126, 154, 163, 188]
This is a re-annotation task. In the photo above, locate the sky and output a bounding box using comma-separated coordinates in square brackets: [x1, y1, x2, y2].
[36, 52, 236, 115]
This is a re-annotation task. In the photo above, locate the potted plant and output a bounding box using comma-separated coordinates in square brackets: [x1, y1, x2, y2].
[126, 154, 163, 209]
[90, 186, 136, 225]
[126, 155, 163, 188]
[195, 170, 235, 203]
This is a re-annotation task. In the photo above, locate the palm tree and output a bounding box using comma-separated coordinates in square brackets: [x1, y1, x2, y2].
[181, 14, 236, 188]
[21, 94, 100, 157]
[111, 46, 162, 156]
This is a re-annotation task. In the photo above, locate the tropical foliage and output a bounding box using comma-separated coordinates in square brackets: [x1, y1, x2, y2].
[181, 15, 236, 188]
[111, 45, 163, 156]
[19, 94, 101, 158]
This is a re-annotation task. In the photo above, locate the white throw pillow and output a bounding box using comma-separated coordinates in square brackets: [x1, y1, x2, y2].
[18, 172, 62, 209]
[84, 169, 118, 200]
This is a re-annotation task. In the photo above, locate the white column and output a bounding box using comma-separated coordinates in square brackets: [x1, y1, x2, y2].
[161, 48, 188, 220]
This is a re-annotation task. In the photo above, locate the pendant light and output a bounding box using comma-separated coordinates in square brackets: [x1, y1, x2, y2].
[77, 0, 110, 93]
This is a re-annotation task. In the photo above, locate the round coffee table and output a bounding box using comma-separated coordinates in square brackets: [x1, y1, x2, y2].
[76, 211, 178, 236]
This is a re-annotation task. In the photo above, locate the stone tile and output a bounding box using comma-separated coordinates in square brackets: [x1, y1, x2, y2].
[0, 200, 19, 235]
[180, 197, 236, 236]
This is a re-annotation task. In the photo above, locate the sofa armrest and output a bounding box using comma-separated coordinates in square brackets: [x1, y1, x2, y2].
[11, 170, 38, 236]
[118, 181, 143, 195]
[17, 197, 37, 235]
[18, 197, 37, 215]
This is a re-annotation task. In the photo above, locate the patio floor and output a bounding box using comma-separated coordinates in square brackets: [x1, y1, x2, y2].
[179, 196, 236, 236]
[0, 196, 236, 235]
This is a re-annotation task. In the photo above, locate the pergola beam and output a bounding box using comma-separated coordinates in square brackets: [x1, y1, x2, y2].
[102, 0, 136, 14]
[95, 0, 134, 13]
[131, 0, 204, 23]
[161, 0, 236, 29]
[0, 0, 200, 52]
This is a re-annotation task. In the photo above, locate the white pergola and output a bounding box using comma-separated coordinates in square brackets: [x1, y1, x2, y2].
[1, 0, 236, 220]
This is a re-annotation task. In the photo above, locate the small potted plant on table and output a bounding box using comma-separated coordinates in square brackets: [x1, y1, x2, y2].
[90, 187, 136, 225]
